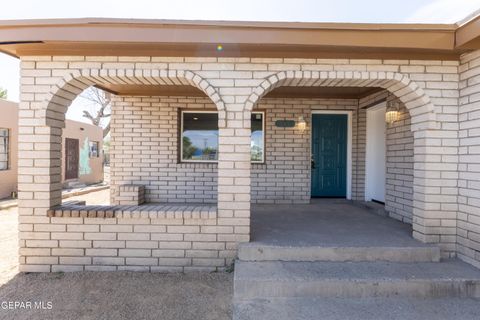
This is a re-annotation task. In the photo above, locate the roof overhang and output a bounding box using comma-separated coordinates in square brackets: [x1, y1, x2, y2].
[0, 17, 478, 60]
[456, 13, 480, 49]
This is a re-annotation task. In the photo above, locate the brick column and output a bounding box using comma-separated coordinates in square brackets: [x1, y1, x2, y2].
[412, 129, 458, 256]
[217, 109, 251, 251]
[17, 103, 64, 271]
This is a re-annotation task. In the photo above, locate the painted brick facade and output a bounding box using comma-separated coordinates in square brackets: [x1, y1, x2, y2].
[385, 98, 414, 224]
[252, 98, 365, 203]
[110, 96, 218, 204]
[18, 55, 472, 272]
[360, 92, 414, 224]
[110, 95, 371, 205]
[109, 94, 409, 207]
[458, 50, 480, 268]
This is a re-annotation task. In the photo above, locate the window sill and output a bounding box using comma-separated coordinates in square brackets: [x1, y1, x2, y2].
[177, 162, 218, 169]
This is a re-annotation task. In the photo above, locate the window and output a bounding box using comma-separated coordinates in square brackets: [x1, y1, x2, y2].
[251, 112, 264, 163]
[0, 129, 9, 170]
[181, 111, 219, 162]
[89, 141, 99, 158]
[180, 111, 265, 163]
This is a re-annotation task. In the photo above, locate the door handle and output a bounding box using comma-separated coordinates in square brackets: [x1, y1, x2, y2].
[311, 159, 315, 169]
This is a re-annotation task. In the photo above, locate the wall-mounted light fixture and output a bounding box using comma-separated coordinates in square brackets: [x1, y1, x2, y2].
[385, 101, 400, 124]
[297, 116, 307, 132]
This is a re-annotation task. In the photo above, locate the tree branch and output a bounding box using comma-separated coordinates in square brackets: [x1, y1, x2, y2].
[80, 87, 112, 136]
[103, 122, 111, 139]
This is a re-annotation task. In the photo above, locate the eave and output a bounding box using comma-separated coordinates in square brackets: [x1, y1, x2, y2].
[0, 17, 477, 60]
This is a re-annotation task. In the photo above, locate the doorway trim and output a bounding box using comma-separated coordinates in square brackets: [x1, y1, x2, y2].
[311, 110, 352, 200]
[365, 101, 387, 202]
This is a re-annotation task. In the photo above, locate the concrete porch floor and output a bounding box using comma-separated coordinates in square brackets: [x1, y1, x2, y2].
[250, 199, 427, 248]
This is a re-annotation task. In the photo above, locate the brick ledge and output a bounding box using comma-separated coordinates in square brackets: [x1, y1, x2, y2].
[47, 204, 217, 219]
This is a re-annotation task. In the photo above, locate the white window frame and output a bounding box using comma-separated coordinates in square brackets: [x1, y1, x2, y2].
[0, 128, 9, 171]
[180, 110, 265, 163]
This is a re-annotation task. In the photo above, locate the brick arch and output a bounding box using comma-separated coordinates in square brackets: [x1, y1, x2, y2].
[244, 69, 441, 243]
[244, 70, 437, 131]
[43, 68, 226, 127]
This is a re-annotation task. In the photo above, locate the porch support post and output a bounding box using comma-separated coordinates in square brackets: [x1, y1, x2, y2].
[217, 109, 251, 254]
[17, 100, 64, 272]
[412, 129, 458, 256]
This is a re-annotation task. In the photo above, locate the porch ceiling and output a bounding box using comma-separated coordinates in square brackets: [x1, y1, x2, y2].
[98, 83, 383, 99]
[265, 86, 383, 99]
[96, 84, 206, 97]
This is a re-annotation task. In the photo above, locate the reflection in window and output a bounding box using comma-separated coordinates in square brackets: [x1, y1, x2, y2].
[182, 112, 219, 161]
[180, 111, 264, 163]
[0, 128, 9, 170]
[251, 113, 264, 162]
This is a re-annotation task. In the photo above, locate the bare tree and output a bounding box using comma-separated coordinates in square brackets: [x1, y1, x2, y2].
[80, 87, 111, 138]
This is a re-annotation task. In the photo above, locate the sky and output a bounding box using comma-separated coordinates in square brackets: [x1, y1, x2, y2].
[0, 0, 479, 124]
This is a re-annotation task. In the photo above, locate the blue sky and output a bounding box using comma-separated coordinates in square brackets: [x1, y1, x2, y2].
[0, 0, 479, 123]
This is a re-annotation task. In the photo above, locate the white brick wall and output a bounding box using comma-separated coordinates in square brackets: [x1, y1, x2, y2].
[252, 98, 365, 203]
[17, 55, 465, 271]
[110, 96, 218, 204]
[110, 96, 368, 205]
[385, 98, 414, 223]
[458, 50, 480, 268]
[19, 215, 230, 272]
[359, 92, 414, 223]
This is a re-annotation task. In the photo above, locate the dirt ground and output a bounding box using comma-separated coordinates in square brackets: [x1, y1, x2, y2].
[0, 189, 233, 320]
[67, 188, 111, 205]
[0, 207, 17, 286]
[0, 272, 233, 320]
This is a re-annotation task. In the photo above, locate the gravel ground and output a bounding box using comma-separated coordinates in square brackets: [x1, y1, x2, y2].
[0, 272, 232, 320]
[0, 189, 233, 320]
[0, 189, 110, 286]
[0, 207, 17, 286]
[66, 188, 110, 205]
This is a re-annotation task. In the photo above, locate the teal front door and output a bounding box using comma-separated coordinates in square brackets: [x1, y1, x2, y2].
[311, 114, 347, 197]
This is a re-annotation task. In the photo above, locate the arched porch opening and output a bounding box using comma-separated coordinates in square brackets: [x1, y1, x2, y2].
[20, 68, 225, 211]
[243, 70, 438, 245]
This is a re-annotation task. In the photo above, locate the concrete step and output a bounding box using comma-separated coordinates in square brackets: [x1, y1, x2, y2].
[238, 243, 440, 262]
[234, 259, 480, 300]
[233, 297, 480, 320]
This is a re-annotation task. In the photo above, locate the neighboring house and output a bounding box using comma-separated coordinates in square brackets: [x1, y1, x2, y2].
[0, 99, 18, 199]
[0, 99, 104, 199]
[0, 17, 480, 278]
[62, 119, 104, 187]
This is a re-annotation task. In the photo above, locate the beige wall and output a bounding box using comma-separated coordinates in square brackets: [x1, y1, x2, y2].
[0, 99, 18, 199]
[61, 119, 104, 186]
[0, 101, 104, 199]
